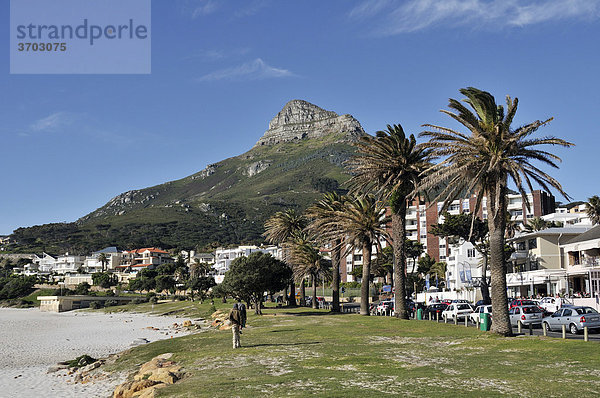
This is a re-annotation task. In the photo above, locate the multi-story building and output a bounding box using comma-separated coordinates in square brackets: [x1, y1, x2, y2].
[338, 190, 556, 284]
[116, 248, 174, 274]
[52, 253, 86, 274]
[507, 226, 591, 297]
[213, 245, 280, 283]
[84, 247, 125, 272]
[562, 225, 600, 296]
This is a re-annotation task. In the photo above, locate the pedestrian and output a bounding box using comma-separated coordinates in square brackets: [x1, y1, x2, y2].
[237, 299, 247, 333]
[229, 303, 242, 349]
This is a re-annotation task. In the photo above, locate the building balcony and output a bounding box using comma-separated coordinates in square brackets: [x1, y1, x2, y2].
[406, 223, 418, 230]
[570, 257, 600, 267]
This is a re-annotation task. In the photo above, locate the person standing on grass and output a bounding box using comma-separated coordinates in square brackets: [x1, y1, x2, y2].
[237, 299, 247, 332]
[229, 303, 242, 348]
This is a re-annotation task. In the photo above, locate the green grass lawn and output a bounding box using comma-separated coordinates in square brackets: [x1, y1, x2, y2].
[104, 301, 600, 397]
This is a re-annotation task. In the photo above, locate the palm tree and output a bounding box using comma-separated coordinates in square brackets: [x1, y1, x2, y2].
[524, 216, 549, 232]
[346, 124, 433, 319]
[587, 196, 600, 225]
[419, 87, 573, 336]
[315, 195, 388, 315]
[289, 238, 332, 309]
[306, 192, 346, 312]
[97, 253, 108, 272]
[264, 209, 307, 306]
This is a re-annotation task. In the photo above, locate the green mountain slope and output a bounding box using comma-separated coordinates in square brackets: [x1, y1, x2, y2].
[11, 100, 365, 254]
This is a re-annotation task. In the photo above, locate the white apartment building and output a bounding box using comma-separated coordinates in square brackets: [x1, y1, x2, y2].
[213, 245, 280, 283]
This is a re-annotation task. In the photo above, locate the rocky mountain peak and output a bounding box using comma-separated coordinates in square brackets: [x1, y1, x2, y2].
[254, 99, 365, 147]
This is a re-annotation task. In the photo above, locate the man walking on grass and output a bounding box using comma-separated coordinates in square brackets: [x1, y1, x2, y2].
[237, 299, 247, 333]
[229, 303, 242, 348]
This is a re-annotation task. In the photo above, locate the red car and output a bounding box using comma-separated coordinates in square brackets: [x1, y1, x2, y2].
[509, 299, 537, 309]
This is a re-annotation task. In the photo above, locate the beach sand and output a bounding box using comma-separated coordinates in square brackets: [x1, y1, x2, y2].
[0, 308, 196, 398]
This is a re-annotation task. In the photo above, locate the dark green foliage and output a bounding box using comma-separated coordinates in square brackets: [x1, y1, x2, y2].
[92, 272, 118, 288]
[89, 301, 103, 309]
[74, 282, 91, 295]
[155, 275, 176, 294]
[310, 177, 339, 193]
[68, 354, 96, 368]
[0, 275, 37, 300]
[187, 276, 216, 302]
[221, 252, 291, 314]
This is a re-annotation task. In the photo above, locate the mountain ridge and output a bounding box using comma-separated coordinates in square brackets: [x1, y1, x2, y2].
[11, 100, 366, 253]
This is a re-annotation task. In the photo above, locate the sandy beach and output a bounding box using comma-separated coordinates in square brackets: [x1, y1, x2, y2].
[0, 308, 196, 398]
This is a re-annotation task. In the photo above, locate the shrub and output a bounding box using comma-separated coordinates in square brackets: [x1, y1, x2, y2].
[208, 304, 217, 314]
[105, 299, 118, 307]
[149, 296, 158, 304]
[89, 301, 104, 309]
[132, 298, 147, 304]
[68, 354, 96, 368]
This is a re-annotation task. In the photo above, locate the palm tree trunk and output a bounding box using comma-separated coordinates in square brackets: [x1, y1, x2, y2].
[488, 185, 512, 336]
[480, 255, 491, 303]
[331, 241, 341, 312]
[311, 274, 318, 309]
[300, 281, 306, 306]
[289, 282, 297, 306]
[360, 242, 372, 315]
[393, 204, 408, 319]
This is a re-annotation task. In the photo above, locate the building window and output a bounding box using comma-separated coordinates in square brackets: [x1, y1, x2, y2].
[439, 244, 446, 249]
[440, 256, 446, 260]
[516, 242, 526, 251]
[467, 249, 476, 258]
[420, 234, 427, 239]
[449, 204, 460, 211]
[528, 238, 537, 249]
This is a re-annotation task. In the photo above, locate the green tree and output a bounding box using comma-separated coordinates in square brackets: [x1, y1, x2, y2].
[221, 252, 291, 314]
[586, 195, 600, 225]
[346, 124, 433, 319]
[314, 195, 388, 315]
[75, 282, 91, 295]
[419, 87, 573, 336]
[187, 276, 216, 302]
[430, 212, 491, 303]
[155, 275, 176, 295]
[289, 238, 332, 309]
[92, 272, 117, 289]
[263, 209, 307, 306]
[97, 253, 108, 272]
[405, 239, 425, 275]
[306, 192, 347, 312]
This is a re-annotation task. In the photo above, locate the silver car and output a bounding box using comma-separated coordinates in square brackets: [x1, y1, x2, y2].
[509, 305, 543, 327]
[542, 306, 600, 334]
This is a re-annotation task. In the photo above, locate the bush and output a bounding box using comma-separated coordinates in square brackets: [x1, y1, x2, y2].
[89, 301, 104, 309]
[208, 304, 217, 314]
[105, 299, 118, 307]
[149, 296, 158, 304]
[341, 282, 361, 289]
[175, 295, 187, 301]
[68, 354, 96, 368]
[146, 292, 156, 299]
[132, 298, 147, 304]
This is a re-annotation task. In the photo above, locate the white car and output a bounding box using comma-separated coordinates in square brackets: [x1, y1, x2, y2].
[469, 305, 492, 323]
[538, 297, 571, 314]
[442, 303, 474, 321]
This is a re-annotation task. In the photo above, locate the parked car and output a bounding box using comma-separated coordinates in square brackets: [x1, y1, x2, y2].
[538, 297, 572, 314]
[376, 300, 394, 315]
[424, 303, 448, 319]
[442, 303, 474, 321]
[469, 305, 493, 324]
[542, 306, 600, 334]
[509, 299, 538, 309]
[509, 305, 543, 327]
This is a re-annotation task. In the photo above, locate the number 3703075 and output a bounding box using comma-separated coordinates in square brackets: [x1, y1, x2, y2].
[17, 43, 67, 51]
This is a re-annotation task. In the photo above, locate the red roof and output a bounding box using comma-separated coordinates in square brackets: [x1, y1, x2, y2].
[125, 248, 169, 254]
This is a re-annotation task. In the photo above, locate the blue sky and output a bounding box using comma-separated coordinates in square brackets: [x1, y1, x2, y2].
[1, 0, 600, 235]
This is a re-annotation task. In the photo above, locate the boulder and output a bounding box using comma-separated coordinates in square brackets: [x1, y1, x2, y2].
[182, 320, 192, 327]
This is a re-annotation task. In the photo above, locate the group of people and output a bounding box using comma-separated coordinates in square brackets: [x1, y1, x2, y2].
[229, 300, 247, 349]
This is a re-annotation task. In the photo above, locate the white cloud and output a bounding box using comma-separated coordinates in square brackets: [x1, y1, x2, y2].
[197, 58, 295, 82]
[29, 112, 74, 132]
[192, 0, 219, 18]
[349, 0, 600, 34]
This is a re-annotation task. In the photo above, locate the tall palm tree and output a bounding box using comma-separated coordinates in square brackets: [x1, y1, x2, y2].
[418, 87, 573, 336]
[264, 209, 307, 306]
[316, 195, 388, 315]
[306, 192, 346, 312]
[586, 195, 600, 225]
[289, 238, 332, 309]
[97, 253, 108, 272]
[346, 124, 433, 319]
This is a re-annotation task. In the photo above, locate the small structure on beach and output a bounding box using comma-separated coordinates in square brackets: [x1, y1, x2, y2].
[37, 295, 135, 312]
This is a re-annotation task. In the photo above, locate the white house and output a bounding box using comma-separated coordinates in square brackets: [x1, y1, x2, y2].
[213, 245, 280, 283]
